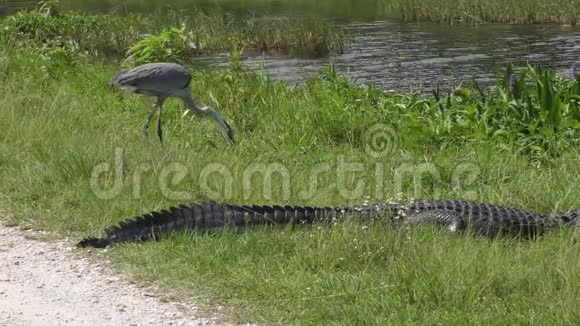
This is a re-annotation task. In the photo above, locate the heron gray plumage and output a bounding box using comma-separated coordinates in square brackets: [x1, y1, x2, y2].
[110, 62, 234, 145]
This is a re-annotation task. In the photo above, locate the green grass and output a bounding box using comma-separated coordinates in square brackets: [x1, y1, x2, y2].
[113, 227, 579, 324]
[1, 7, 345, 60]
[60, 0, 580, 25]
[399, 0, 578, 24]
[0, 42, 579, 323]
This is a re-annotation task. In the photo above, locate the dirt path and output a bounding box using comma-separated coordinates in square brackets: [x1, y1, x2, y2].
[0, 225, 223, 326]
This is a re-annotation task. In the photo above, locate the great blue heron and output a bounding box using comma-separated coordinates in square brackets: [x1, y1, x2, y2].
[110, 62, 234, 145]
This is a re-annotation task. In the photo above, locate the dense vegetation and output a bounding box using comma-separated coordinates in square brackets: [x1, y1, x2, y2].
[0, 3, 579, 324]
[2, 2, 344, 60]
[59, 0, 579, 25]
[400, 0, 578, 24]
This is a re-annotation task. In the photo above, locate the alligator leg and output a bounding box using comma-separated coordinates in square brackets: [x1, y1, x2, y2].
[404, 210, 467, 234]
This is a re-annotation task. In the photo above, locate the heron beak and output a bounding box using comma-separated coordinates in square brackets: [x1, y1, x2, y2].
[226, 122, 234, 145]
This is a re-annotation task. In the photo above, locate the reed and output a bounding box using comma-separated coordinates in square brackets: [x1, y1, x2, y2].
[60, 0, 580, 25]
[400, 0, 578, 25]
[1, 5, 345, 60]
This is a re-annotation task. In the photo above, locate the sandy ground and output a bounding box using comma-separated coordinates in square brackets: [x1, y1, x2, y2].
[0, 225, 224, 326]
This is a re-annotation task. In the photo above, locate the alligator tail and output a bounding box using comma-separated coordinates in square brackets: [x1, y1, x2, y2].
[76, 202, 398, 248]
[76, 237, 112, 248]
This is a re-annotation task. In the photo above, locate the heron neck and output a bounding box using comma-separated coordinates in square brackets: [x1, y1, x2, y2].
[182, 95, 201, 111]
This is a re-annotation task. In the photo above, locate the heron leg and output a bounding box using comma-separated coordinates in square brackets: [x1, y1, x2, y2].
[156, 106, 163, 144]
[142, 104, 157, 140]
[155, 97, 166, 144]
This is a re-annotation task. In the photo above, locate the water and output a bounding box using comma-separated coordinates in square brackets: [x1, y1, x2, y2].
[220, 22, 580, 91]
[2, 1, 579, 90]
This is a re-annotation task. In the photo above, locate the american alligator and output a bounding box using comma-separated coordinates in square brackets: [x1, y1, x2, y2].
[77, 200, 579, 248]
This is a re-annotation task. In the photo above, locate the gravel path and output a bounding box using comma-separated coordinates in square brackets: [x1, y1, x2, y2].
[0, 225, 223, 326]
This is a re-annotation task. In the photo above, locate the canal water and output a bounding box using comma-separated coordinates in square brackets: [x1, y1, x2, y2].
[201, 21, 579, 91]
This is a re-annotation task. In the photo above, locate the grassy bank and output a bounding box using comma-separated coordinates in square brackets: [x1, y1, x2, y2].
[1, 33, 579, 323]
[59, 0, 580, 25]
[400, 0, 578, 24]
[1, 5, 344, 60]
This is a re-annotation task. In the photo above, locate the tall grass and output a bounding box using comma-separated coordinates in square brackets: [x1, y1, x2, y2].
[400, 0, 578, 25]
[58, 0, 580, 25]
[0, 24, 579, 324]
[1, 6, 345, 60]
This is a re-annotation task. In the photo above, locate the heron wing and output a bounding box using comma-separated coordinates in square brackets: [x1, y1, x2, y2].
[111, 62, 192, 96]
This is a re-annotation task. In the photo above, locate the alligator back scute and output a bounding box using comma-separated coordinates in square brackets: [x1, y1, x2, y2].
[231, 205, 245, 227]
[303, 207, 314, 224]
[168, 206, 185, 230]
[222, 204, 234, 226]
[270, 205, 283, 224]
[176, 204, 191, 229]
[262, 206, 277, 223]
[293, 206, 305, 224]
[240, 205, 255, 225]
[189, 204, 202, 229]
[201, 204, 216, 229]
[262, 205, 276, 225]
[151, 210, 167, 235]
[319, 206, 335, 220]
